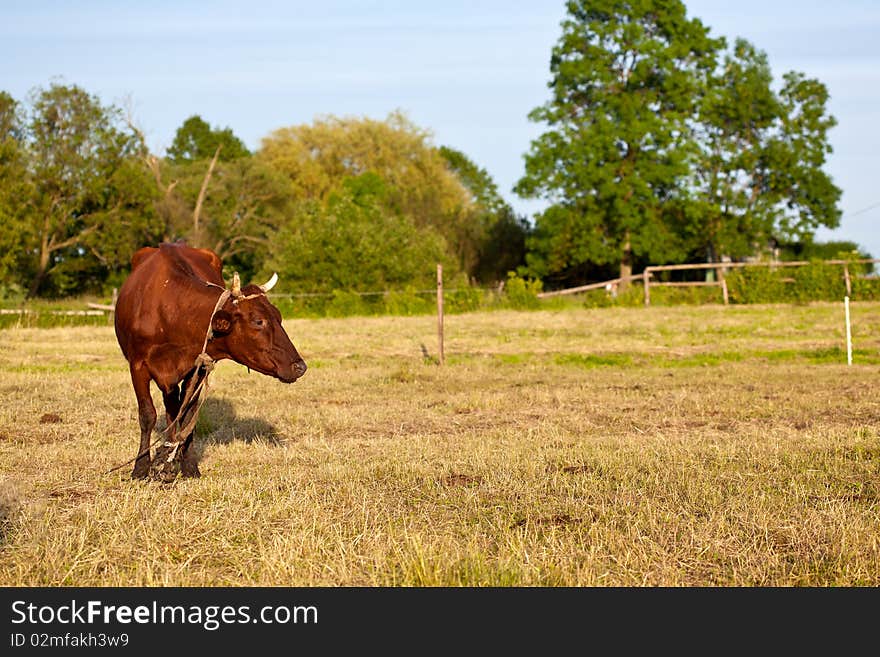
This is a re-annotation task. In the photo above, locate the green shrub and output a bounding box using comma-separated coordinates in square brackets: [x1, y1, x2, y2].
[383, 288, 432, 316]
[504, 273, 542, 310]
[575, 283, 644, 308]
[726, 266, 789, 304]
[724, 262, 860, 304]
[0, 283, 24, 304]
[578, 288, 616, 309]
[271, 295, 329, 319]
[647, 285, 723, 306]
[325, 290, 371, 317]
[789, 262, 847, 303]
[851, 276, 880, 300]
[446, 286, 483, 314]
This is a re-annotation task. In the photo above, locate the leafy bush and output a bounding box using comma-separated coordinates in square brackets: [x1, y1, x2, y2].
[504, 273, 542, 310]
[646, 286, 722, 306]
[325, 290, 371, 317]
[577, 284, 644, 308]
[726, 261, 857, 304]
[446, 287, 484, 314]
[271, 295, 328, 319]
[0, 283, 24, 304]
[851, 276, 880, 300]
[269, 173, 458, 296]
[383, 288, 432, 316]
[789, 262, 847, 303]
[726, 266, 788, 304]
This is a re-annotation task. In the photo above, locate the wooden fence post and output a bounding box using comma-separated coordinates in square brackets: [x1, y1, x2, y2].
[643, 269, 651, 306]
[843, 263, 852, 297]
[437, 264, 444, 366]
[716, 266, 729, 305]
[845, 295, 852, 366]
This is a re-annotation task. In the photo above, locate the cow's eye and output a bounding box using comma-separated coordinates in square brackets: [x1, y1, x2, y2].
[252, 318, 266, 329]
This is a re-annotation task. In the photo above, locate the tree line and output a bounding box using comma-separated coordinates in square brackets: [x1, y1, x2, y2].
[0, 0, 863, 300]
[0, 92, 528, 299]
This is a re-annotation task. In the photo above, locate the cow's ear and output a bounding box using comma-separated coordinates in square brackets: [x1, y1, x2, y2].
[212, 310, 234, 336]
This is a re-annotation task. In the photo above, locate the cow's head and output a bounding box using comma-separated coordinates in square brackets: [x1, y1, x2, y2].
[210, 272, 307, 383]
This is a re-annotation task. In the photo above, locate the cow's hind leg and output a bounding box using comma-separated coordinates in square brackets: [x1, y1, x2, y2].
[161, 373, 201, 479]
[162, 382, 183, 432]
[179, 434, 201, 478]
[130, 362, 156, 480]
[149, 382, 182, 482]
[178, 368, 203, 478]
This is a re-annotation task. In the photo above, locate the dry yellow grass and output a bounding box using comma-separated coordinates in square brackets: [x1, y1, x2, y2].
[0, 302, 879, 585]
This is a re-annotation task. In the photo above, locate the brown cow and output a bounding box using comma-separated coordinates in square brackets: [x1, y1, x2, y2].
[114, 242, 307, 481]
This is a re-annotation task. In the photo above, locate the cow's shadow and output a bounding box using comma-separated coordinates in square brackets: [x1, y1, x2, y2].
[196, 397, 282, 447]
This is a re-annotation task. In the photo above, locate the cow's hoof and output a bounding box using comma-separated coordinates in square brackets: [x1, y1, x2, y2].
[150, 447, 181, 483]
[150, 462, 180, 483]
[131, 460, 151, 480]
[181, 463, 201, 478]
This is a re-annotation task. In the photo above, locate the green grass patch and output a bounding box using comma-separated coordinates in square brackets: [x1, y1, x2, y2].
[553, 353, 634, 368]
[0, 313, 111, 329]
[4, 363, 120, 374]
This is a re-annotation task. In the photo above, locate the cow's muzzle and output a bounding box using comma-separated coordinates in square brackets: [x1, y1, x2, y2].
[280, 359, 307, 383]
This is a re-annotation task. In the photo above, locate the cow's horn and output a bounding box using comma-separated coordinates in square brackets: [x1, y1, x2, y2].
[259, 272, 278, 293]
[231, 272, 242, 297]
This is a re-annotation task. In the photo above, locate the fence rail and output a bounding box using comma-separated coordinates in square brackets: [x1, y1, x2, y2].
[269, 287, 491, 298]
[536, 274, 644, 298]
[537, 258, 880, 306]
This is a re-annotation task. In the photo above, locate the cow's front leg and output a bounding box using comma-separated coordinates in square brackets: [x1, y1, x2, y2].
[129, 362, 156, 480]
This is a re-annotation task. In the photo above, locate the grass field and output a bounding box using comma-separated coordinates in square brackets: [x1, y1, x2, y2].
[1, 302, 879, 586]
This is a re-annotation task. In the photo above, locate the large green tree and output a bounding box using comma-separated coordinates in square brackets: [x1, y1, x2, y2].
[268, 172, 455, 292]
[687, 39, 841, 262]
[516, 0, 722, 287]
[134, 116, 281, 282]
[166, 114, 250, 163]
[159, 155, 291, 281]
[14, 83, 160, 297]
[259, 112, 481, 276]
[0, 92, 33, 294]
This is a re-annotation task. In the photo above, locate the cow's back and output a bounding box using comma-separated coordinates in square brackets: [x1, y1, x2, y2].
[115, 243, 224, 363]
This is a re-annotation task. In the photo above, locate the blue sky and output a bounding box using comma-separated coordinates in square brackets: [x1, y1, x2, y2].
[2, 0, 878, 258]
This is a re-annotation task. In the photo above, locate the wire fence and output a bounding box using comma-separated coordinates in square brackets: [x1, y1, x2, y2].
[4, 258, 880, 329]
[268, 286, 501, 299]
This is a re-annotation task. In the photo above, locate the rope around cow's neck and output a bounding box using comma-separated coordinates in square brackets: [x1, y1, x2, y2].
[104, 285, 232, 476]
